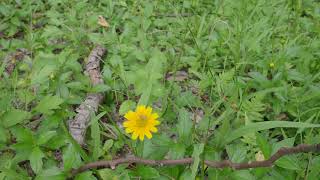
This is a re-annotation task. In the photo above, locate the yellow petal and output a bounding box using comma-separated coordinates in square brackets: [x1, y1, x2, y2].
[132, 132, 138, 140]
[150, 127, 158, 132]
[151, 113, 159, 119]
[124, 111, 136, 121]
[125, 127, 133, 133]
[123, 121, 132, 127]
[145, 131, 152, 139]
[139, 133, 144, 141]
[152, 120, 160, 125]
[136, 105, 146, 113]
[146, 107, 152, 115]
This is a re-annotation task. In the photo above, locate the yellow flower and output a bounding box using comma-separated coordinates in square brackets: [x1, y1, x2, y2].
[123, 105, 160, 141]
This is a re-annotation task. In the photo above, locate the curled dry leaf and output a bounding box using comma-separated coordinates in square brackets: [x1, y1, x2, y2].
[255, 151, 265, 161]
[98, 15, 109, 28]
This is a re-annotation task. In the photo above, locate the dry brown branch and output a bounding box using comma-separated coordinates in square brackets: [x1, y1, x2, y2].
[68, 45, 107, 145]
[71, 144, 320, 176]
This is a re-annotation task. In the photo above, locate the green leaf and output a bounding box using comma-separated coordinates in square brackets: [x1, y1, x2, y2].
[226, 143, 247, 163]
[91, 115, 102, 161]
[29, 147, 44, 174]
[35, 167, 65, 180]
[177, 108, 193, 144]
[31, 64, 56, 85]
[256, 132, 272, 158]
[225, 121, 320, 145]
[137, 49, 166, 105]
[34, 95, 64, 115]
[103, 139, 114, 152]
[63, 144, 82, 171]
[231, 170, 255, 180]
[98, 169, 118, 180]
[119, 100, 136, 115]
[37, 131, 56, 145]
[191, 143, 204, 180]
[90, 84, 110, 93]
[2, 109, 31, 127]
[168, 143, 186, 159]
[134, 166, 160, 179]
[75, 171, 96, 180]
[275, 156, 301, 170]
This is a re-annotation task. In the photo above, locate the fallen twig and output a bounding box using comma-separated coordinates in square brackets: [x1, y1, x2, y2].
[71, 144, 320, 176]
[68, 45, 107, 145]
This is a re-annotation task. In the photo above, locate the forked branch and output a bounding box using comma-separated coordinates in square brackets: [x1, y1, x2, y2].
[71, 143, 320, 176]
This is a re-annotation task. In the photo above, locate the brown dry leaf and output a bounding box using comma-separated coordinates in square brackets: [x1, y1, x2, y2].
[98, 15, 109, 28]
[166, 70, 188, 81]
[255, 151, 265, 161]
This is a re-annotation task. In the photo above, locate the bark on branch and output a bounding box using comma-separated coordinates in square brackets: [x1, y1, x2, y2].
[71, 144, 320, 176]
[68, 45, 107, 145]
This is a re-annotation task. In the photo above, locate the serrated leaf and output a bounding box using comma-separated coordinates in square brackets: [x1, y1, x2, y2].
[275, 156, 301, 170]
[37, 131, 56, 145]
[134, 166, 160, 179]
[2, 109, 31, 127]
[29, 147, 44, 174]
[226, 143, 247, 163]
[63, 144, 82, 171]
[177, 108, 193, 144]
[191, 143, 204, 179]
[34, 95, 64, 115]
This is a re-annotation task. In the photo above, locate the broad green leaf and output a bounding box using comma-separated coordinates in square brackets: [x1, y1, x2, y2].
[98, 169, 119, 180]
[119, 100, 136, 115]
[256, 132, 272, 158]
[103, 139, 114, 152]
[29, 147, 44, 174]
[0, 126, 7, 142]
[231, 170, 255, 180]
[34, 95, 64, 115]
[134, 166, 160, 179]
[272, 137, 295, 153]
[63, 144, 82, 171]
[90, 84, 110, 93]
[91, 116, 101, 161]
[275, 156, 301, 170]
[37, 131, 56, 145]
[31, 64, 56, 85]
[168, 143, 186, 159]
[226, 143, 247, 163]
[75, 171, 96, 180]
[177, 108, 193, 144]
[191, 143, 204, 180]
[225, 121, 320, 145]
[137, 49, 166, 105]
[35, 167, 65, 180]
[2, 109, 31, 127]
[89, 112, 106, 160]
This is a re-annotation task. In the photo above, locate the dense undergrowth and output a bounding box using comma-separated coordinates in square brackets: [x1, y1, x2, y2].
[1, 0, 320, 179]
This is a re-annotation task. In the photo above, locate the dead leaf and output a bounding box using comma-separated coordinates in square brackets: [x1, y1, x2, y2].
[98, 15, 109, 28]
[166, 70, 188, 81]
[255, 151, 265, 161]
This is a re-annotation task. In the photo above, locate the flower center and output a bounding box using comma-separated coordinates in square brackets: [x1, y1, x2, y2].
[136, 114, 148, 127]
